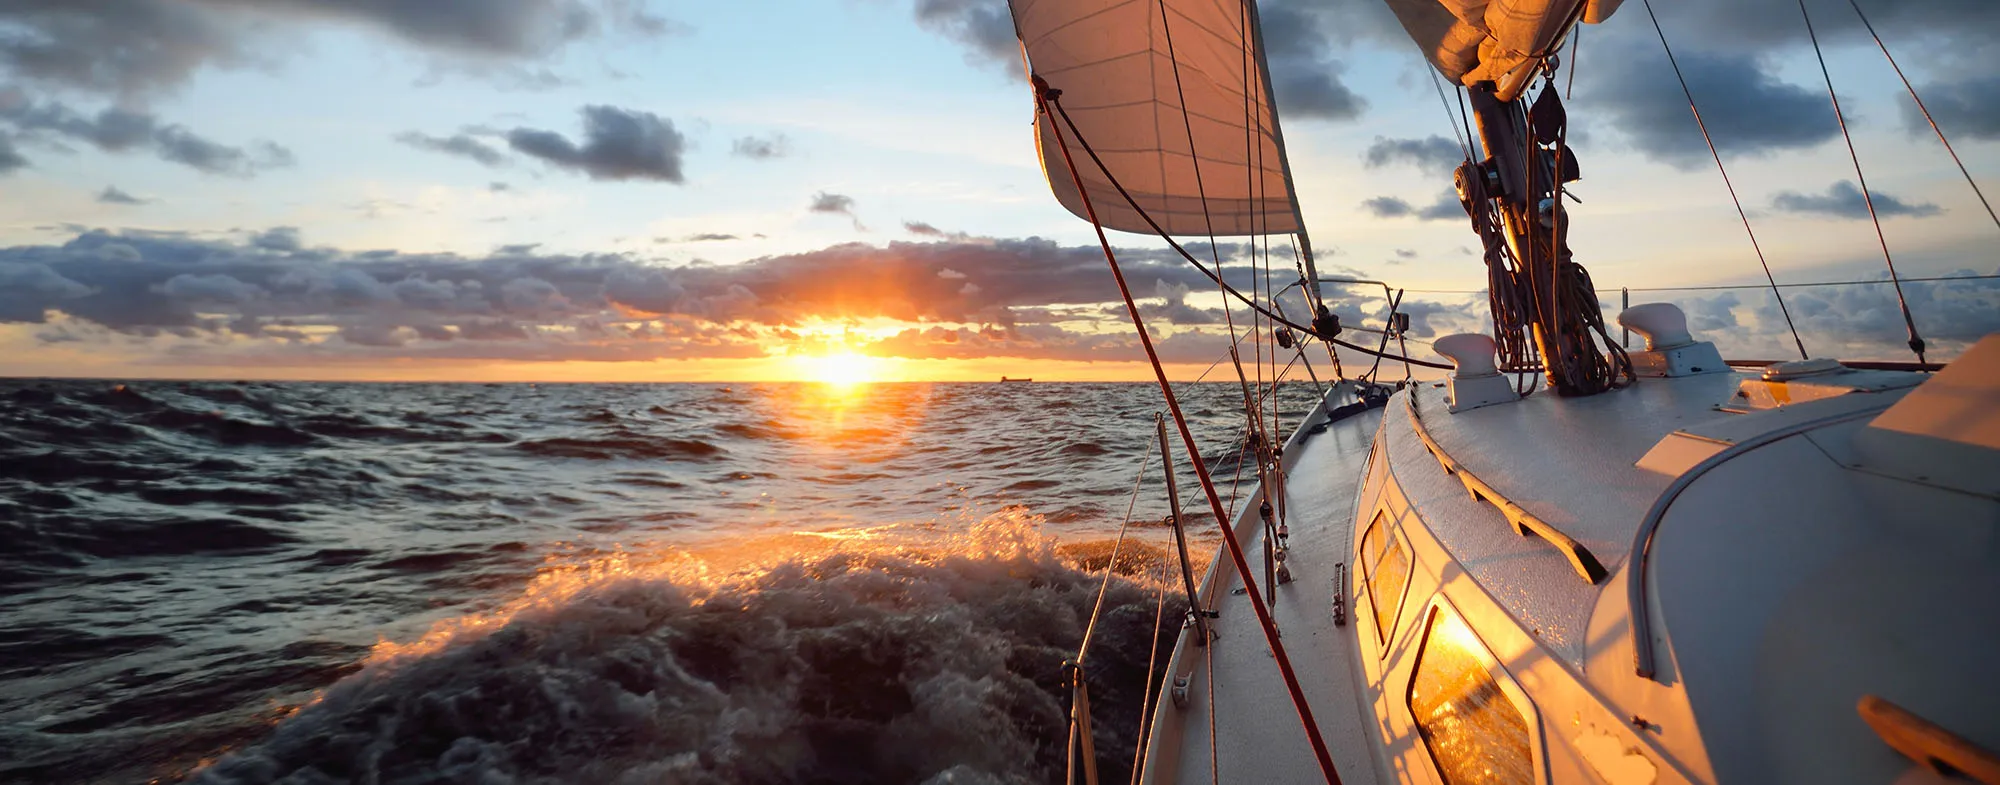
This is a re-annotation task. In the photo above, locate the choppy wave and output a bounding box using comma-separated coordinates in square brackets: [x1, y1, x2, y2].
[0, 377, 1317, 783]
[195, 520, 1180, 785]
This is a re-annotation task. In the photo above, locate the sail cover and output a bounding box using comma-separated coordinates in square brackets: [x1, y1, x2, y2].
[1011, 0, 1301, 237]
[1383, 0, 1623, 99]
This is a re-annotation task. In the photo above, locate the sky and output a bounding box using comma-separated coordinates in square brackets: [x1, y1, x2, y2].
[0, 0, 1995, 382]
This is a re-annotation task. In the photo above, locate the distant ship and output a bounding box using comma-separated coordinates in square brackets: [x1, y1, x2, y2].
[999, 377, 1032, 383]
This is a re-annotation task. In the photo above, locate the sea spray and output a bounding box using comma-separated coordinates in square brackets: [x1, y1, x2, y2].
[194, 515, 1186, 785]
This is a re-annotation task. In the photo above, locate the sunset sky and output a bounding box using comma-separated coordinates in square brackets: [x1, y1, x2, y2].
[0, 0, 1994, 382]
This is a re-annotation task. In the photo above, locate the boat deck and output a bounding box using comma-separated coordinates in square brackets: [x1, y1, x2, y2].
[1145, 402, 1385, 785]
[1400, 371, 1739, 666]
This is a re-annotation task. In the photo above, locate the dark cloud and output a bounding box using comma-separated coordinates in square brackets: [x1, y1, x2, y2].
[1360, 191, 1460, 221]
[1907, 76, 2000, 141]
[1361, 196, 1413, 219]
[731, 134, 789, 160]
[1580, 49, 1834, 167]
[506, 105, 685, 182]
[0, 1, 671, 98]
[0, 134, 23, 173]
[656, 233, 739, 243]
[810, 191, 855, 215]
[489, 181, 512, 192]
[97, 186, 146, 205]
[395, 131, 508, 166]
[0, 95, 292, 175]
[1363, 136, 1462, 174]
[1257, 1, 1366, 122]
[913, 0, 1017, 72]
[249, 226, 304, 252]
[905, 221, 947, 237]
[0, 228, 1301, 365]
[810, 191, 864, 230]
[1771, 181, 1942, 220]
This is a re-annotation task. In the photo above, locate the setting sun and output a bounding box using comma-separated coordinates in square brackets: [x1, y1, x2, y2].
[792, 350, 891, 386]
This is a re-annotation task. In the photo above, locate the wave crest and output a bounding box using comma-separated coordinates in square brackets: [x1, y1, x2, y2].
[196, 516, 1182, 785]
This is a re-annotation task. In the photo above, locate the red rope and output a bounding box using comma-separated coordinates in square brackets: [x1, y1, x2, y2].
[1034, 75, 1344, 785]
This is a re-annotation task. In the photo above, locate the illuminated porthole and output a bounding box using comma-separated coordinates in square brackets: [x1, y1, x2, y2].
[1359, 511, 1411, 647]
[1407, 606, 1535, 785]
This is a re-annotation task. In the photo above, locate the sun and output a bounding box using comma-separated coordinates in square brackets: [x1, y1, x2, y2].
[793, 350, 889, 386]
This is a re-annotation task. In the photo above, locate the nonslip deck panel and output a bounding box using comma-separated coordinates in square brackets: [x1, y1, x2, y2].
[1150, 406, 1385, 785]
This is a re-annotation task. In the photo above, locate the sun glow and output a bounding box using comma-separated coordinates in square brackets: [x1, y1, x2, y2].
[792, 350, 890, 387]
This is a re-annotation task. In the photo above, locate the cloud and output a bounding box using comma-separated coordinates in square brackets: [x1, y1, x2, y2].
[731, 134, 789, 160]
[395, 131, 509, 166]
[0, 262, 94, 322]
[0, 95, 293, 175]
[1660, 270, 2000, 360]
[1906, 76, 2000, 141]
[505, 105, 685, 182]
[0, 133, 23, 173]
[1363, 136, 1462, 174]
[1581, 49, 1835, 167]
[810, 191, 855, 215]
[657, 233, 739, 243]
[1771, 181, 1943, 220]
[1361, 191, 1460, 221]
[250, 226, 304, 252]
[913, 0, 1018, 72]
[1257, 0, 1366, 122]
[810, 191, 865, 230]
[1361, 196, 1413, 219]
[97, 186, 147, 205]
[0, 1, 672, 99]
[0, 228, 1302, 366]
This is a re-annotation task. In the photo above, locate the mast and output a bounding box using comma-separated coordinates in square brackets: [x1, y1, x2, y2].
[1243, 0, 1329, 319]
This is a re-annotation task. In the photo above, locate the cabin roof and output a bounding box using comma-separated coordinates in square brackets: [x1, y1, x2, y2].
[1394, 370, 1741, 666]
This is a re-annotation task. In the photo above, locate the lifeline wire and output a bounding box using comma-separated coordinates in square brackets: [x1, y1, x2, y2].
[1798, 0, 1926, 364]
[1641, 0, 1807, 360]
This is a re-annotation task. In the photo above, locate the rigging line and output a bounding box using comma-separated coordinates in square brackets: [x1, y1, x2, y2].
[1798, 0, 1926, 365]
[1565, 25, 1579, 100]
[1204, 629, 1219, 785]
[1427, 66, 1472, 159]
[1641, 0, 1809, 360]
[1156, 0, 1241, 356]
[1129, 566, 1169, 785]
[1845, 0, 1999, 232]
[1042, 97, 1453, 370]
[1075, 436, 1156, 665]
[1035, 77, 1345, 785]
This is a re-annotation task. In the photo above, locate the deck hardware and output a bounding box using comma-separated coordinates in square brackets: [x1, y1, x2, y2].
[1332, 563, 1348, 626]
[1405, 394, 1608, 583]
[1859, 695, 2000, 784]
[1170, 676, 1190, 709]
[1156, 415, 1210, 647]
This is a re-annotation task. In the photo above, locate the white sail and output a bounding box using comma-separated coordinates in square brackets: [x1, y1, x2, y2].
[1383, 0, 1623, 99]
[1011, 0, 1302, 237]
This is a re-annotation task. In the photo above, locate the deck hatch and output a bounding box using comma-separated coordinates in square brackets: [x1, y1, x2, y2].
[1408, 605, 1535, 785]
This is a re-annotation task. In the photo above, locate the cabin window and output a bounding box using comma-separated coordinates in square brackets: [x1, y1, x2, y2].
[1360, 511, 1410, 646]
[1407, 607, 1534, 785]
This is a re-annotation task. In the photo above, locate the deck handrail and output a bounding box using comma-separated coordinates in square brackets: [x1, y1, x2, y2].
[1403, 392, 1608, 584]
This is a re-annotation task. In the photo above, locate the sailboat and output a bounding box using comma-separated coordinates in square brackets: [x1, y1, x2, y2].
[1000, 1, 2000, 783]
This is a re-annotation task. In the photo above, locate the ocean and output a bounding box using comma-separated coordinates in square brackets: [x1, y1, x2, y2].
[0, 377, 1326, 784]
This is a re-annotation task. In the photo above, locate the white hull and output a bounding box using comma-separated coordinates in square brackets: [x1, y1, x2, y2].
[1142, 341, 2000, 784]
